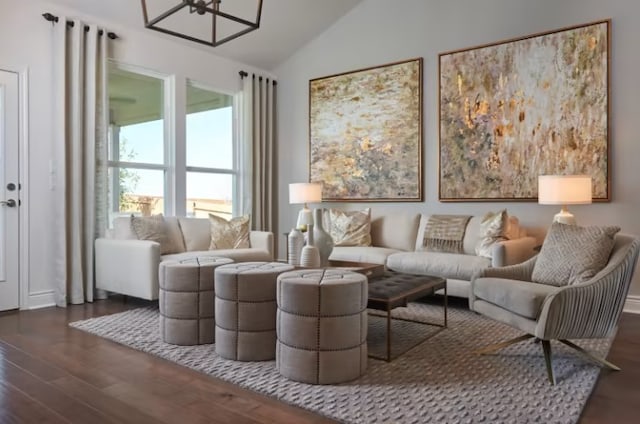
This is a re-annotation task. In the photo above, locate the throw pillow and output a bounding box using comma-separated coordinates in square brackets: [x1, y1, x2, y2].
[326, 208, 372, 247]
[531, 222, 620, 286]
[422, 215, 471, 253]
[130, 214, 171, 254]
[475, 209, 508, 258]
[209, 214, 250, 250]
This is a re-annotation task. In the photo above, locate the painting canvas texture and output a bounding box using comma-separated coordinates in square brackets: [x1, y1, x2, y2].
[439, 21, 609, 201]
[310, 58, 422, 201]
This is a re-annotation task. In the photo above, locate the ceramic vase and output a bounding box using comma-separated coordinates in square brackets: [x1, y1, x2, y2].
[313, 208, 334, 267]
[300, 224, 321, 268]
[287, 228, 304, 266]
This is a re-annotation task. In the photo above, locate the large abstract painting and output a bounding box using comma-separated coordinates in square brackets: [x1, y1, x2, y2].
[309, 58, 422, 201]
[439, 20, 610, 201]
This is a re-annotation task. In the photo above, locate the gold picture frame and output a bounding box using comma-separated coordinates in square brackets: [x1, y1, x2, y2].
[439, 20, 610, 202]
[309, 58, 423, 201]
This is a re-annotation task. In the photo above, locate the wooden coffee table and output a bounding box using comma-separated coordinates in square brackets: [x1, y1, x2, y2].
[367, 271, 447, 362]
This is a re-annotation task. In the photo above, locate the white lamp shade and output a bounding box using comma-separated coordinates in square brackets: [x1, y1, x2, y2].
[538, 175, 592, 205]
[289, 182, 322, 204]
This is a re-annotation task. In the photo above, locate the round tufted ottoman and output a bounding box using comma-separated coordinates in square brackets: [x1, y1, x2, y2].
[159, 256, 234, 345]
[214, 262, 295, 361]
[276, 269, 368, 384]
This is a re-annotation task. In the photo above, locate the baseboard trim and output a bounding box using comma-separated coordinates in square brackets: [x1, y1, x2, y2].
[623, 295, 640, 314]
[27, 290, 56, 310]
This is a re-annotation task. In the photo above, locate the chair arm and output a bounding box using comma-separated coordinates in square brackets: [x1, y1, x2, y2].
[249, 231, 274, 260]
[536, 263, 634, 340]
[492, 236, 537, 267]
[95, 238, 161, 300]
[475, 255, 538, 281]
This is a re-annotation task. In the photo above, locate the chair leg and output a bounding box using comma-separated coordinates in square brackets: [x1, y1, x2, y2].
[559, 339, 621, 371]
[474, 334, 534, 355]
[541, 340, 556, 385]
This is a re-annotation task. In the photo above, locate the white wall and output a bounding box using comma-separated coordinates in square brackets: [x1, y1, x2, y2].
[0, 0, 272, 309]
[274, 0, 640, 303]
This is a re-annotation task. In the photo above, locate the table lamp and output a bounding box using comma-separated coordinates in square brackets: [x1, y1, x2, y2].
[538, 175, 592, 225]
[289, 182, 323, 230]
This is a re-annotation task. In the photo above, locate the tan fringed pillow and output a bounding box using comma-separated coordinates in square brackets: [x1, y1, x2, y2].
[422, 215, 471, 253]
[130, 214, 171, 254]
[326, 208, 372, 247]
[475, 210, 509, 258]
[208, 214, 250, 250]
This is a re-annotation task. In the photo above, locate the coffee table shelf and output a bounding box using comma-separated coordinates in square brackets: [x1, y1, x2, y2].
[367, 271, 447, 362]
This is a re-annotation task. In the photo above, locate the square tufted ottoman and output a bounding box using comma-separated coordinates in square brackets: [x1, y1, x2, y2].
[276, 269, 368, 384]
[159, 256, 234, 345]
[214, 262, 295, 361]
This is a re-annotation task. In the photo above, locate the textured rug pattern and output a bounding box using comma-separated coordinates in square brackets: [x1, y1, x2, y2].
[69, 304, 610, 423]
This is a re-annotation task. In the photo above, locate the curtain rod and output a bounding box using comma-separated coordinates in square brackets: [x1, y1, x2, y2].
[239, 70, 277, 86]
[42, 12, 118, 40]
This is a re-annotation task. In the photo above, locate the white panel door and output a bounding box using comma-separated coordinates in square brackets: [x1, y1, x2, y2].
[0, 70, 19, 311]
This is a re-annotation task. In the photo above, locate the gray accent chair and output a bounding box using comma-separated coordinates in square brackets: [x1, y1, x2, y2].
[470, 233, 640, 384]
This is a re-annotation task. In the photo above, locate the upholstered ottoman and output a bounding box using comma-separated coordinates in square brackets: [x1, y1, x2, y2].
[276, 269, 368, 384]
[214, 262, 295, 361]
[159, 256, 234, 345]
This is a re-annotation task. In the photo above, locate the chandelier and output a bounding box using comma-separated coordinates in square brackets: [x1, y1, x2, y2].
[141, 0, 263, 47]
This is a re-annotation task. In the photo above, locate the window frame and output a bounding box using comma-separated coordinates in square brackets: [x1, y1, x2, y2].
[107, 60, 241, 220]
[185, 78, 239, 219]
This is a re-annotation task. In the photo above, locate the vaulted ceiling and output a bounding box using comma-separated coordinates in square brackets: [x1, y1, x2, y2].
[44, 0, 363, 70]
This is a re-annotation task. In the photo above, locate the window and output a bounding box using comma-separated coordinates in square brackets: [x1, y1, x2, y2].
[107, 63, 239, 223]
[186, 81, 235, 219]
[107, 65, 167, 220]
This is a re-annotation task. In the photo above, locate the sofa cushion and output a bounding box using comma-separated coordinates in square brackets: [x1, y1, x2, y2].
[162, 248, 271, 263]
[387, 251, 491, 281]
[371, 213, 420, 251]
[473, 277, 558, 319]
[324, 208, 372, 247]
[532, 223, 620, 286]
[505, 216, 521, 240]
[165, 217, 186, 253]
[208, 214, 250, 250]
[329, 246, 403, 265]
[177, 218, 210, 251]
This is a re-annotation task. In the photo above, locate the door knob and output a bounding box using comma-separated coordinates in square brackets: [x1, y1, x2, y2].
[0, 199, 16, 207]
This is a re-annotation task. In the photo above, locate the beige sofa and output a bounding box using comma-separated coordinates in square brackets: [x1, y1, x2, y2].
[329, 213, 537, 298]
[95, 217, 274, 300]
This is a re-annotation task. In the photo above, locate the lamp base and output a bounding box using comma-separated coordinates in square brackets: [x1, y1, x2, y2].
[296, 207, 313, 231]
[553, 209, 576, 225]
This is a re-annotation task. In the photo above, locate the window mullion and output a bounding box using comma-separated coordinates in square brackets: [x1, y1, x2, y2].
[173, 75, 187, 216]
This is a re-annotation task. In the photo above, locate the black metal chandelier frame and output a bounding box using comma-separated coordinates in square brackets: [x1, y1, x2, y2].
[141, 0, 263, 47]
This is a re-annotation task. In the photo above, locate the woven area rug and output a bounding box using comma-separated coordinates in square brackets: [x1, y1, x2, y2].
[69, 303, 611, 423]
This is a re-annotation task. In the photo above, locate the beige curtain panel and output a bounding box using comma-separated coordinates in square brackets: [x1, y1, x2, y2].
[242, 74, 277, 233]
[52, 18, 110, 306]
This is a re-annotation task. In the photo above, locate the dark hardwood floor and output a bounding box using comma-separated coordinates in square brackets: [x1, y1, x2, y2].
[0, 297, 638, 423]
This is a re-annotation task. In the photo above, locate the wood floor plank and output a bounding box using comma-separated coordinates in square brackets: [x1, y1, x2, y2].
[0, 298, 638, 424]
[0, 334, 122, 389]
[49, 376, 167, 424]
[0, 379, 70, 424]
[1, 361, 117, 424]
[102, 381, 229, 424]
